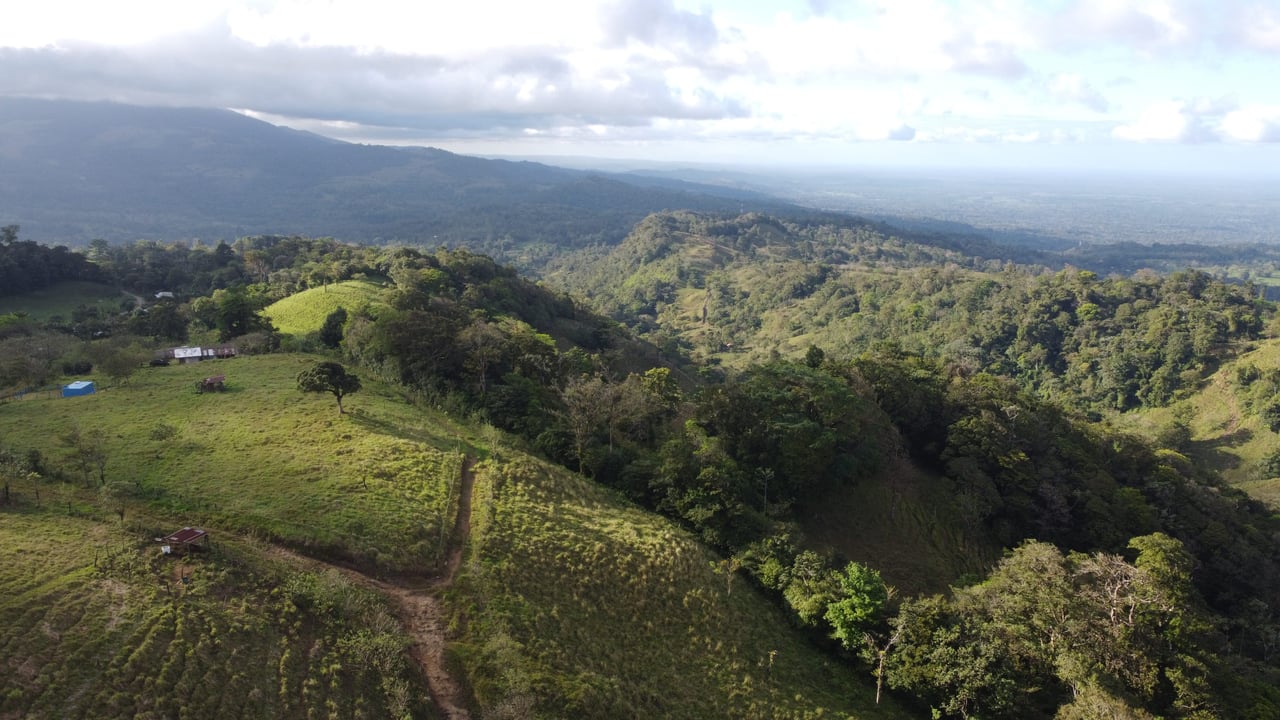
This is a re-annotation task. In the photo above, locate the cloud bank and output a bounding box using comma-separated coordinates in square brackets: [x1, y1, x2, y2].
[1, 0, 1278, 160]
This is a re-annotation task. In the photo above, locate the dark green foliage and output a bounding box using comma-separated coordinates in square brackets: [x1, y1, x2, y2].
[297, 361, 362, 414]
[0, 225, 104, 297]
[319, 306, 348, 348]
[213, 286, 271, 341]
[887, 537, 1222, 719]
[7, 219, 1280, 718]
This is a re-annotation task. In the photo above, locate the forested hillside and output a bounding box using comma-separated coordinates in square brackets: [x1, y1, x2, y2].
[551, 211, 1266, 412]
[4, 225, 1280, 719]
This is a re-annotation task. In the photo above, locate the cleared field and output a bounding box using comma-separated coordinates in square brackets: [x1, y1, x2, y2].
[263, 279, 388, 336]
[3, 351, 911, 719]
[0, 353, 466, 574]
[1111, 338, 1280, 508]
[0, 512, 422, 720]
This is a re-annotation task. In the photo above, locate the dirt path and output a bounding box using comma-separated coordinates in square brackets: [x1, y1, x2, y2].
[266, 457, 477, 719]
[392, 457, 476, 719]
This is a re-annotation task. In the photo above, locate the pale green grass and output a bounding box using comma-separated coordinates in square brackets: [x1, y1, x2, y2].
[0, 281, 131, 321]
[0, 511, 420, 719]
[453, 454, 911, 719]
[1111, 339, 1280, 507]
[0, 353, 467, 573]
[263, 279, 388, 336]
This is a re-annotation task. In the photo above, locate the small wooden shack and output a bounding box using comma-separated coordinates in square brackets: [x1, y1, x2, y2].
[158, 527, 209, 556]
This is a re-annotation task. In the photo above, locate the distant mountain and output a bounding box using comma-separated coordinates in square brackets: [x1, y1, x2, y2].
[0, 98, 793, 260]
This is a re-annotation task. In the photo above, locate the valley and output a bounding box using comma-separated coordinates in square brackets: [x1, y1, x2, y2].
[3, 101, 1280, 720]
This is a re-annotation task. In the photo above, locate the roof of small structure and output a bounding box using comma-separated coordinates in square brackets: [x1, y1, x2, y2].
[65, 380, 94, 390]
[163, 527, 208, 544]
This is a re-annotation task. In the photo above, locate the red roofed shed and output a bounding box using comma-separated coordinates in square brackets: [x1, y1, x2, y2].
[159, 527, 209, 555]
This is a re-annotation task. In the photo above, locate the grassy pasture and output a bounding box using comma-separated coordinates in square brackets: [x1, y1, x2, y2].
[0, 511, 422, 720]
[1111, 339, 1280, 507]
[0, 353, 466, 574]
[263, 279, 388, 336]
[0, 281, 130, 321]
[5, 349, 913, 718]
[452, 455, 910, 719]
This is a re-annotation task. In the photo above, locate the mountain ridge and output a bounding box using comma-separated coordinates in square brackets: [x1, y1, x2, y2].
[0, 97, 793, 254]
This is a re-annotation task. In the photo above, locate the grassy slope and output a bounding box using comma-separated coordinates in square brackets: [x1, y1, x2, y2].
[0, 281, 130, 320]
[0, 353, 465, 573]
[454, 455, 912, 720]
[263, 279, 387, 336]
[1112, 339, 1280, 507]
[0, 511, 422, 720]
[2, 351, 910, 719]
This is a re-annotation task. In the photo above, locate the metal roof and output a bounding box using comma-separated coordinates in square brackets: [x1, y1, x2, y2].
[163, 527, 208, 544]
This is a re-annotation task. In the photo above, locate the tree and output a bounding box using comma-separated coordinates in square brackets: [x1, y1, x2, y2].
[62, 426, 107, 486]
[319, 306, 348, 349]
[298, 361, 362, 414]
[825, 561, 890, 649]
[94, 339, 149, 386]
[558, 375, 619, 473]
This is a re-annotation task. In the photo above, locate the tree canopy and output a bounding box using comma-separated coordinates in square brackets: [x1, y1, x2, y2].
[297, 361, 362, 414]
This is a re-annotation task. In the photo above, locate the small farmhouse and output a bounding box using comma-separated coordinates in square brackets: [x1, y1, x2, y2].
[167, 345, 237, 363]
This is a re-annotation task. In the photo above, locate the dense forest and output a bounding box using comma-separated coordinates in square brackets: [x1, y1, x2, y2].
[549, 211, 1267, 412]
[3, 221, 1280, 719]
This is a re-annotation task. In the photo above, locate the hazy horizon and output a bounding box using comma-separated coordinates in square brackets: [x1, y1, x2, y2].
[4, 0, 1279, 178]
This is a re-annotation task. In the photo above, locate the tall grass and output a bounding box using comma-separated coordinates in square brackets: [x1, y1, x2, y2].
[0, 512, 424, 719]
[453, 454, 911, 719]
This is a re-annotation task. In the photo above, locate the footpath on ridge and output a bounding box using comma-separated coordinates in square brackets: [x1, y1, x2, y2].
[269, 456, 477, 719]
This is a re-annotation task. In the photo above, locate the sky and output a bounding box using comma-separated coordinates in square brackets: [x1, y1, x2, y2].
[2, 0, 1280, 175]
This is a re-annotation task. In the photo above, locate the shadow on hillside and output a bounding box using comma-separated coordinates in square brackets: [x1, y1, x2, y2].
[347, 408, 483, 457]
[347, 408, 428, 444]
[1186, 427, 1253, 474]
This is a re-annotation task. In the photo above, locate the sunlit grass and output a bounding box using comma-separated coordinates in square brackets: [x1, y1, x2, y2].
[1, 353, 465, 573]
[1111, 338, 1280, 507]
[454, 454, 910, 719]
[0, 511, 421, 719]
[263, 279, 388, 336]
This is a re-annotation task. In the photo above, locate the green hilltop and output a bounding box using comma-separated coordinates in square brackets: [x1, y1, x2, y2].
[263, 278, 389, 337]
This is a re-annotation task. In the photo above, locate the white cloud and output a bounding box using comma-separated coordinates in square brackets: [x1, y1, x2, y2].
[1111, 100, 1215, 142]
[1222, 106, 1280, 142]
[2, 0, 1280, 157]
[1049, 73, 1109, 112]
[1051, 0, 1198, 51]
[1226, 2, 1280, 53]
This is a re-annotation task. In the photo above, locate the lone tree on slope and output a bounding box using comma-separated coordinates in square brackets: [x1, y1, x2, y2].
[297, 361, 362, 415]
